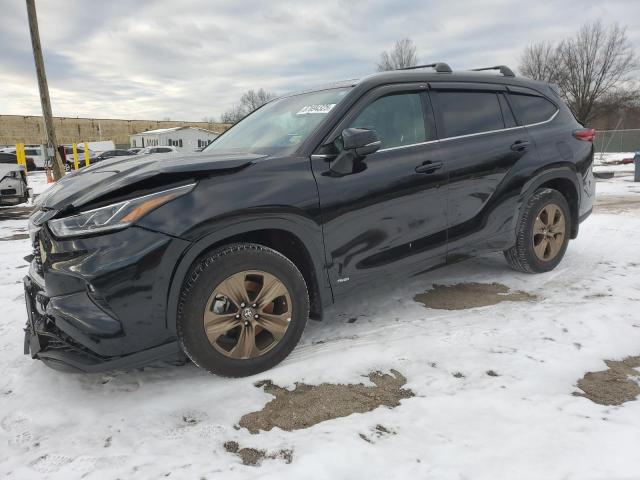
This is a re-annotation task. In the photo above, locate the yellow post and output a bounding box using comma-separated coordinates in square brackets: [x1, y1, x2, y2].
[72, 143, 79, 170]
[16, 143, 27, 172]
[83, 142, 90, 167]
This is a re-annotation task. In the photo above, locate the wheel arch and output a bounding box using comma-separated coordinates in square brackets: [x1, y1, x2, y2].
[165, 215, 332, 333]
[518, 165, 581, 239]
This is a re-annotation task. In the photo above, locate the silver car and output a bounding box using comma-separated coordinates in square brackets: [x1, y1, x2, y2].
[0, 159, 30, 206]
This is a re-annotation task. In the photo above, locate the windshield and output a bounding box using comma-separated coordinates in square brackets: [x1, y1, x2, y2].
[205, 87, 352, 156]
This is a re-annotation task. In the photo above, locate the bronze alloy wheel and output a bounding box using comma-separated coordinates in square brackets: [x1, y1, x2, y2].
[203, 270, 292, 359]
[532, 203, 566, 261]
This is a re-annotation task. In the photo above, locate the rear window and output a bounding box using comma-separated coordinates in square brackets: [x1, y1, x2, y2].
[432, 91, 504, 138]
[509, 93, 557, 125]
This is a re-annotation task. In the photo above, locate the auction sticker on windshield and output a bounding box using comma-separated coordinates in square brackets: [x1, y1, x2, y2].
[296, 104, 336, 115]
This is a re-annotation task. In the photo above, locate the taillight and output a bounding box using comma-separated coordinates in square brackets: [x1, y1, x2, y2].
[573, 128, 595, 142]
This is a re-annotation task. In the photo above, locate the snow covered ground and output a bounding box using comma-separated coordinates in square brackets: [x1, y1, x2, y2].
[1, 173, 639, 479]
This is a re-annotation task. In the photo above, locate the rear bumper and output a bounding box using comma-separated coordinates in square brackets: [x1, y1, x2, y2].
[0, 194, 29, 206]
[23, 275, 181, 372]
[579, 207, 592, 224]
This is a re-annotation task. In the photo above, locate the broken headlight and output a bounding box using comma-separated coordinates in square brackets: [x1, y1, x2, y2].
[48, 183, 195, 238]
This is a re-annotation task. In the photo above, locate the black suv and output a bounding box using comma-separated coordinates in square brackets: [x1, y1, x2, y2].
[24, 64, 595, 376]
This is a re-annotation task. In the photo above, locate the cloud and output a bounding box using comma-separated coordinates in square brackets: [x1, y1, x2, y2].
[1, 0, 638, 120]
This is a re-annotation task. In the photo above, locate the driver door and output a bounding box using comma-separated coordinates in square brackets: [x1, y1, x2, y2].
[311, 84, 448, 297]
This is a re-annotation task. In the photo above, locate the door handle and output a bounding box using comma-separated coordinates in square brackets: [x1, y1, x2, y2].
[510, 140, 530, 152]
[415, 161, 443, 174]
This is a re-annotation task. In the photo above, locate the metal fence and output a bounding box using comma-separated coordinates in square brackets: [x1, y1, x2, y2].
[594, 129, 640, 154]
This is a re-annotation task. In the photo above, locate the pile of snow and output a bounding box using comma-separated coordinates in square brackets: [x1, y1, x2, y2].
[594, 152, 635, 166]
[594, 152, 636, 175]
[0, 176, 639, 479]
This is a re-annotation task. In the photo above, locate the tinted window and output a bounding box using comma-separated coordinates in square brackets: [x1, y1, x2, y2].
[0, 153, 17, 163]
[349, 93, 426, 149]
[509, 93, 557, 125]
[433, 91, 504, 138]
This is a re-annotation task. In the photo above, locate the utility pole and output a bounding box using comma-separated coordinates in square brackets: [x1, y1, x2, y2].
[26, 0, 65, 180]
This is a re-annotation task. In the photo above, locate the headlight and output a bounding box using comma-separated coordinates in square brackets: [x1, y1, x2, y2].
[48, 183, 195, 238]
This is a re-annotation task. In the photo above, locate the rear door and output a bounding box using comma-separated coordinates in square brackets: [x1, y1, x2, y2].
[312, 83, 448, 296]
[429, 83, 538, 256]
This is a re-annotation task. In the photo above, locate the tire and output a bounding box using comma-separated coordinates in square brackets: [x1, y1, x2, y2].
[177, 243, 309, 377]
[64, 163, 71, 172]
[504, 188, 571, 273]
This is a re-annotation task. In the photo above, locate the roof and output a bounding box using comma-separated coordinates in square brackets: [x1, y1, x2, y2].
[280, 67, 552, 100]
[131, 126, 220, 136]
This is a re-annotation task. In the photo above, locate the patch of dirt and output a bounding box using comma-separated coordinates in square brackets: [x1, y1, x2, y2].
[223, 441, 293, 466]
[583, 293, 612, 299]
[359, 424, 397, 443]
[595, 195, 640, 214]
[414, 282, 537, 310]
[575, 356, 640, 406]
[238, 370, 414, 434]
[0, 233, 29, 241]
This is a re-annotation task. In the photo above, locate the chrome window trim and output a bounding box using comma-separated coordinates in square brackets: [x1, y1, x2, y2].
[376, 109, 559, 152]
[312, 106, 559, 156]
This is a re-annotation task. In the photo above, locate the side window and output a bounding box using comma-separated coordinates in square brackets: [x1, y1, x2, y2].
[349, 93, 427, 149]
[509, 93, 557, 125]
[432, 91, 504, 138]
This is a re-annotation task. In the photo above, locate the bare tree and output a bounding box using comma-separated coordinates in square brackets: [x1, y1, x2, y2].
[377, 38, 418, 71]
[220, 88, 277, 124]
[519, 42, 564, 84]
[240, 88, 276, 112]
[219, 104, 246, 124]
[519, 22, 638, 124]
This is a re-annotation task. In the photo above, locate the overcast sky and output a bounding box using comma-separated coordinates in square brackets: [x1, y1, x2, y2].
[1, 0, 638, 121]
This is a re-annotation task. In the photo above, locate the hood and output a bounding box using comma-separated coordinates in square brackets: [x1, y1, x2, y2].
[37, 152, 264, 211]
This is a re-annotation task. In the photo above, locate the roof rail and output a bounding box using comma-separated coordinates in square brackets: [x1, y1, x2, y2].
[470, 65, 515, 77]
[397, 62, 452, 73]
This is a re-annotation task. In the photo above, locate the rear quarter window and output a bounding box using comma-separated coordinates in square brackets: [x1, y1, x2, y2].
[432, 91, 504, 138]
[509, 93, 557, 125]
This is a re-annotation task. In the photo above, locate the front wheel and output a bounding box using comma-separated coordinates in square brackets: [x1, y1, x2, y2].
[177, 243, 309, 377]
[504, 188, 571, 273]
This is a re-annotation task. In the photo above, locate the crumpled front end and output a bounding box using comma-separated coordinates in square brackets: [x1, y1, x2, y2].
[23, 211, 189, 372]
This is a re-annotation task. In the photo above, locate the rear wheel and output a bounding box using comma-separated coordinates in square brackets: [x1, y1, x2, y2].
[504, 188, 571, 273]
[177, 243, 309, 377]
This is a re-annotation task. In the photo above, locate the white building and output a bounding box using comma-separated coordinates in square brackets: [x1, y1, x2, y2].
[129, 127, 219, 151]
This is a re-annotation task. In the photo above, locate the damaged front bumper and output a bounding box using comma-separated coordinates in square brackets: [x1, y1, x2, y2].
[22, 221, 189, 373]
[23, 274, 180, 373]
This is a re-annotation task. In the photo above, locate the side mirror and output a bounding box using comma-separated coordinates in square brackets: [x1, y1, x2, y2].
[330, 128, 381, 176]
[343, 128, 382, 157]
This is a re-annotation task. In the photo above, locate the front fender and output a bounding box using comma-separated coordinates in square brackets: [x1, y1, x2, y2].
[163, 213, 331, 333]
